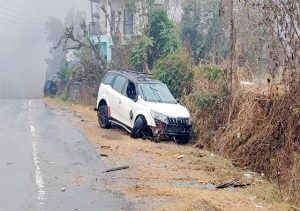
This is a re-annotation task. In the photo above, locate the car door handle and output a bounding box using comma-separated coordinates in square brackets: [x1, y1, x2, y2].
[119, 100, 121, 104]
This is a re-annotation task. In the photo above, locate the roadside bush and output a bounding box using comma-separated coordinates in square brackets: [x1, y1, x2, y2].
[152, 48, 193, 98]
[58, 60, 72, 82]
[148, 10, 179, 68]
[128, 35, 153, 72]
[181, 65, 230, 144]
[193, 90, 218, 109]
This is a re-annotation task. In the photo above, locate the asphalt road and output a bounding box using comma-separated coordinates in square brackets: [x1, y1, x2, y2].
[0, 99, 130, 211]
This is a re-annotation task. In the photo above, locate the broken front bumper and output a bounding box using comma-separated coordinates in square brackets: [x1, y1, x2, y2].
[151, 119, 192, 140]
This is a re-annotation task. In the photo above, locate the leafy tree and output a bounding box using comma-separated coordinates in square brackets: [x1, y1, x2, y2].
[148, 10, 179, 68]
[128, 35, 153, 72]
[152, 48, 193, 98]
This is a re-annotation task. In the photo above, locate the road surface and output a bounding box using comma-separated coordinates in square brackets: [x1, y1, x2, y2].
[0, 99, 130, 211]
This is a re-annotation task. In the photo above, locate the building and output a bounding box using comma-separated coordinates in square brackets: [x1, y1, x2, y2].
[88, 0, 133, 62]
[88, 0, 183, 62]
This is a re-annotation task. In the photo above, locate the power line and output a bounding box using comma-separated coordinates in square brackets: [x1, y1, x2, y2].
[0, 17, 44, 31]
[0, 5, 47, 23]
[3, 1, 49, 21]
[0, 10, 44, 26]
[0, 9, 44, 28]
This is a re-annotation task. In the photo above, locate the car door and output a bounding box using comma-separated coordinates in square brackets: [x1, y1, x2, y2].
[118, 80, 137, 128]
[109, 75, 127, 122]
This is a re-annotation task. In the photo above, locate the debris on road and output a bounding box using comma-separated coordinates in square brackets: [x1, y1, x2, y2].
[216, 178, 239, 189]
[100, 154, 108, 157]
[176, 154, 185, 159]
[103, 166, 129, 173]
[61, 186, 66, 192]
[72, 162, 82, 166]
[216, 178, 251, 189]
[244, 171, 257, 179]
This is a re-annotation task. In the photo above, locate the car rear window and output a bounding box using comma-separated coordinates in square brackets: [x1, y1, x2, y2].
[112, 76, 127, 93]
[103, 73, 115, 85]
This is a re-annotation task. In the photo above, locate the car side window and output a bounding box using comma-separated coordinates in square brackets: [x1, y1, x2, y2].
[103, 73, 115, 85]
[125, 81, 137, 101]
[112, 76, 127, 93]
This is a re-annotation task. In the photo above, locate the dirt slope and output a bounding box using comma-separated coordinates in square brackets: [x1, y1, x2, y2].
[44, 97, 293, 211]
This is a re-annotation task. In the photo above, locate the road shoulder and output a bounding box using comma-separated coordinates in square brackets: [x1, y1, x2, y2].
[43, 97, 292, 211]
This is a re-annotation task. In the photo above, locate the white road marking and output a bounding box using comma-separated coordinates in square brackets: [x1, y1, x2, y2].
[28, 100, 46, 210]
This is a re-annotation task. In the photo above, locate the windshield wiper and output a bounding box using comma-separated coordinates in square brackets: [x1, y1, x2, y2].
[150, 86, 162, 103]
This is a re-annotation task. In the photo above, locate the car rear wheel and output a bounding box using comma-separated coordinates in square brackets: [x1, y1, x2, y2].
[98, 105, 111, 129]
[131, 116, 146, 139]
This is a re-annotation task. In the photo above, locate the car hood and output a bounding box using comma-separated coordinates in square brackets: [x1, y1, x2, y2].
[144, 101, 190, 118]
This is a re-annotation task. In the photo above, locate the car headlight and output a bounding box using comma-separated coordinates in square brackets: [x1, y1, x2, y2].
[150, 110, 169, 124]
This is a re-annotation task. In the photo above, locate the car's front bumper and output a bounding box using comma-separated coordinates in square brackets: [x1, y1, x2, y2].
[151, 119, 191, 140]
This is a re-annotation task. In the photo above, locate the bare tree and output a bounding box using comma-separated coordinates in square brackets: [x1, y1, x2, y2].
[245, 0, 300, 93]
[54, 21, 106, 69]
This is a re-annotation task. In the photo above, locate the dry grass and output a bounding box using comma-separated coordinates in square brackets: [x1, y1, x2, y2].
[214, 83, 300, 205]
[180, 64, 300, 205]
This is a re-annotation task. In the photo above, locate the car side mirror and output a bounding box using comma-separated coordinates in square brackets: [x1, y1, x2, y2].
[175, 98, 180, 103]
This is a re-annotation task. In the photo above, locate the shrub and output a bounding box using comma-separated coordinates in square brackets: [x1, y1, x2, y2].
[128, 35, 153, 72]
[181, 65, 231, 144]
[152, 49, 193, 98]
[58, 60, 71, 82]
[148, 10, 179, 68]
[193, 90, 218, 109]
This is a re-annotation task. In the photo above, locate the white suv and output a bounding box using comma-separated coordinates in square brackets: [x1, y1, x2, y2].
[95, 70, 192, 144]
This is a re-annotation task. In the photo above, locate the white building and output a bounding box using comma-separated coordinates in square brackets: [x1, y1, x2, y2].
[88, 0, 183, 61]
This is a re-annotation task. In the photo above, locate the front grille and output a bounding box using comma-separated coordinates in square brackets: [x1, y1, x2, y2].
[168, 117, 189, 125]
[165, 125, 191, 133]
[153, 119, 191, 136]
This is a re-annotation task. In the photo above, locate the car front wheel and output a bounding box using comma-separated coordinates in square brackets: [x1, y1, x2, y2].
[98, 105, 111, 129]
[131, 116, 146, 139]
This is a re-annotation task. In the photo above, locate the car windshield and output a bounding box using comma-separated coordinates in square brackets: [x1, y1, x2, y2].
[139, 83, 176, 104]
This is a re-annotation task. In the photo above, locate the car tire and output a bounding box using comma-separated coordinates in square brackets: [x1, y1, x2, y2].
[98, 105, 111, 129]
[131, 116, 146, 139]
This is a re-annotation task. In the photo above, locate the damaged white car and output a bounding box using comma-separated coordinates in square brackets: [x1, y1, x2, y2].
[95, 70, 192, 144]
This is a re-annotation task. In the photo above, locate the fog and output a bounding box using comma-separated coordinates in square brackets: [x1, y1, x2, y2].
[0, 0, 90, 99]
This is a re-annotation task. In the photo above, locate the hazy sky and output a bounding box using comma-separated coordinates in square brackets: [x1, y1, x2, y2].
[0, 0, 90, 98]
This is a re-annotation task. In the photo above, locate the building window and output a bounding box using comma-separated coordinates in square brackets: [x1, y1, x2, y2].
[123, 9, 133, 35]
